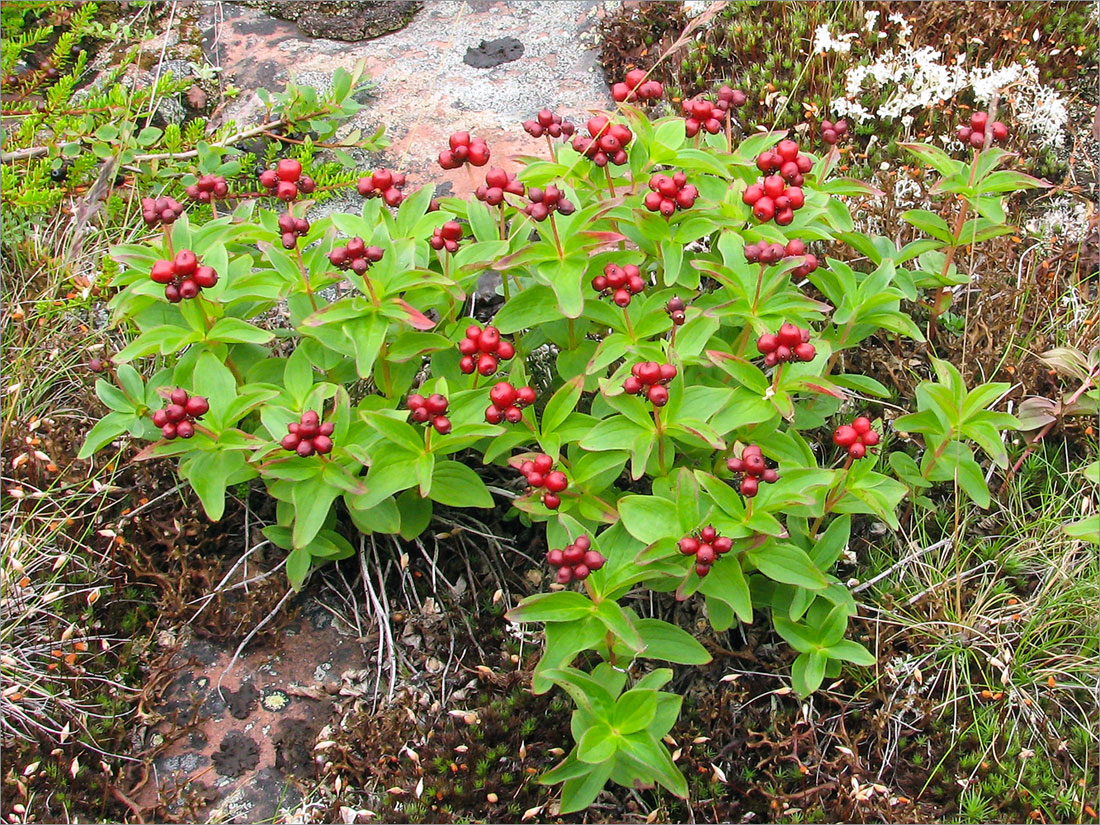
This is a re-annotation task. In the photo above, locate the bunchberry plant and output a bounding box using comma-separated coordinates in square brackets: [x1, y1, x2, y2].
[82, 70, 1038, 814]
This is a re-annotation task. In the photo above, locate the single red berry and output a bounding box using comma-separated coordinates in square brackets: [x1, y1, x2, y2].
[679, 537, 700, 555]
[543, 493, 561, 510]
[740, 477, 759, 497]
[547, 548, 564, 567]
[849, 442, 867, 459]
[852, 416, 872, 434]
[313, 435, 333, 454]
[545, 471, 568, 493]
[277, 158, 302, 183]
[533, 454, 554, 475]
[833, 425, 858, 447]
[432, 416, 452, 435]
[516, 386, 536, 406]
[489, 382, 517, 409]
[696, 544, 716, 565]
[477, 353, 498, 376]
[426, 393, 449, 415]
[485, 405, 503, 424]
[185, 396, 209, 417]
[647, 384, 669, 406]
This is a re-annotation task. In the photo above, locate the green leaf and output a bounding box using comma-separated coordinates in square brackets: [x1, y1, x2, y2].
[207, 317, 274, 344]
[285, 547, 313, 589]
[577, 723, 618, 764]
[791, 650, 827, 696]
[824, 639, 876, 666]
[697, 556, 753, 624]
[593, 600, 643, 652]
[619, 733, 688, 798]
[541, 376, 584, 435]
[748, 543, 829, 590]
[618, 495, 682, 544]
[492, 284, 563, 333]
[634, 619, 712, 665]
[77, 413, 136, 458]
[365, 411, 424, 454]
[613, 690, 658, 735]
[506, 591, 595, 623]
[558, 759, 614, 814]
[291, 474, 341, 549]
[429, 460, 493, 508]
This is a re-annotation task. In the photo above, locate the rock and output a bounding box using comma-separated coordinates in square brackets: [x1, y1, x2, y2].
[464, 37, 525, 69]
[244, 1, 420, 41]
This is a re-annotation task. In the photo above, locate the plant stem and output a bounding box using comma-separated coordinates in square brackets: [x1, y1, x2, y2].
[623, 305, 635, 341]
[653, 405, 668, 476]
[293, 244, 320, 312]
[603, 164, 616, 199]
[161, 224, 174, 257]
[548, 213, 564, 258]
[808, 457, 853, 538]
[544, 134, 558, 163]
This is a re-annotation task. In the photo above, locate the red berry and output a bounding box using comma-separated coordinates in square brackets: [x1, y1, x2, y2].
[277, 159, 302, 183]
[185, 396, 209, 417]
[696, 544, 716, 565]
[852, 416, 872, 434]
[313, 435, 333, 454]
[489, 382, 516, 409]
[583, 551, 605, 571]
[485, 405, 503, 424]
[162, 423, 178, 439]
[477, 353, 498, 376]
[833, 425, 858, 447]
[849, 443, 866, 459]
[740, 477, 759, 497]
[990, 121, 1008, 142]
[543, 493, 561, 510]
[713, 536, 732, 554]
[756, 333, 778, 354]
[545, 471, 568, 493]
[504, 406, 523, 423]
[170, 388, 189, 406]
[647, 384, 669, 406]
[533, 455, 554, 475]
[970, 111, 988, 132]
[793, 342, 816, 362]
[516, 386, 536, 406]
[411, 407, 431, 423]
[744, 453, 765, 475]
[165, 404, 186, 422]
[679, 537, 700, 555]
[547, 548, 564, 567]
[496, 340, 515, 360]
[777, 322, 802, 347]
[296, 440, 315, 457]
[276, 181, 298, 201]
[572, 564, 590, 580]
[695, 564, 711, 578]
[193, 266, 217, 288]
[151, 259, 175, 284]
[862, 429, 880, 447]
[752, 197, 775, 222]
[259, 169, 278, 189]
[426, 394, 448, 415]
[433, 416, 452, 435]
[152, 410, 169, 428]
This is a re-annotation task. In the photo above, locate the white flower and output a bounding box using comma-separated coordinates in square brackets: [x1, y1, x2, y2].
[813, 23, 859, 54]
[864, 10, 880, 31]
[682, 1, 709, 19]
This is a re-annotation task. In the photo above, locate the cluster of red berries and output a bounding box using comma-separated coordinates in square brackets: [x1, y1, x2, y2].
[141, 196, 185, 227]
[744, 238, 819, 277]
[151, 249, 218, 302]
[485, 382, 536, 424]
[820, 118, 850, 145]
[644, 171, 699, 217]
[592, 262, 645, 307]
[571, 116, 633, 167]
[726, 444, 779, 498]
[743, 140, 811, 225]
[475, 168, 525, 206]
[439, 131, 490, 169]
[356, 169, 407, 207]
[278, 211, 311, 249]
[281, 410, 334, 456]
[525, 185, 575, 221]
[407, 393, 452, 435]
[547, 535, 605, 584]
[259, 159, 316, 202]
[678, 525, 733, 578]
[756, 323, 816, 366]
[522, 109, 576, 140]
[429, 221, 464, 254]
[458, 324, 515, 376]
[666, 296, 686, 326]
[328, 237, 384, 275]
[833, 416, 880, 459]
[956, 111, 1009, 148]
[682, 97, 726, 137]
[623, 362, 676, 407]
[519, 454, 568, 510]
[611, 68, 663, 103]
[152, 389, 208, 440]
[716, 85, 748, 110]
[185, 174, 229, 203]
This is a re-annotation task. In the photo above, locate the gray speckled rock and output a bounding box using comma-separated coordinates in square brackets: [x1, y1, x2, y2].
[244, 1, 420, 41]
